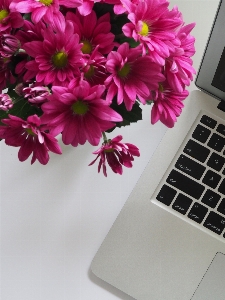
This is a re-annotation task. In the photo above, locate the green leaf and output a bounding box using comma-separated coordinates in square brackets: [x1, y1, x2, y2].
[106, 99, 142, 133]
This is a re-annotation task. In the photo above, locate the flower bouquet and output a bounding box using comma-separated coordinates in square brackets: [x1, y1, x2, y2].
[0, 0, 195, 176]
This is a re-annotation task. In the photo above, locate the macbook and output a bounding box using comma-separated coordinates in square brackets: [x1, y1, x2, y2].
[91, 1, 225, 299]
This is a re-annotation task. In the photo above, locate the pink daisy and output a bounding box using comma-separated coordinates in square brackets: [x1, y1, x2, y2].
[0, 93, 13, 110]
[0, 0, 23, 33]
[10, 0, 77, 31]
[151, 82, 189, 128]
[89, 134, 140, 176]
[22, 20, 83, 86]
[0, 114, 62, 164]
[23, 84, 50, 105]
[41, 80, 123, 147]
[165, 23, 196, 92]
[121, 0, 182, 64]
[105, 42, 165, 111]
[66, 10, 115, 55]
[0, 34, 20, 57]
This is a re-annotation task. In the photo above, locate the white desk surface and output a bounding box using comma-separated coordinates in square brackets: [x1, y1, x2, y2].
[0, 1, 220, 299]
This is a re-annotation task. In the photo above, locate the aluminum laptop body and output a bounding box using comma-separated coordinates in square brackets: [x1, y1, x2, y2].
[91, 1, 225, 299]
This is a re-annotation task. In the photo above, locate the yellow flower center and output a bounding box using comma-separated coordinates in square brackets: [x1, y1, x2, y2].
[139, 21, 149, 36]
[0, 10, 9, 22]
[118, 63, 131, 78]
[26, 128, 36, 136]
[104, 148, 114, 153]
[84, 65, 95, 79]
[39, 0, 53, 5]
[81, 40, 92, 54]
[52, 51, 68, 68]
[72, 100, 88, 115]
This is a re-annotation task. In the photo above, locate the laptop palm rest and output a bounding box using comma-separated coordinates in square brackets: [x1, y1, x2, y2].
[191, 252, 225, 300]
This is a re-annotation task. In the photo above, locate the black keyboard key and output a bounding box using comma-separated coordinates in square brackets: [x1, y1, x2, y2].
[192, 125, 211, 143]
[175, 154, 205, 180]
[156, 184, 177, 206]
[200, 115, 217, 129]
[201, 189, 220, 208]
[202, 170, 221, 189]
[203, 211, 225, 235]
[218, 179, 225, 195]
[172, 194, 193, 215]
[217, 123, 225, 136]
[207, 133, 225, 152]
[207, 152, 225, 171]
[166, 170, 205, 199]
[188, 202, 208, 224]
[183, 140, 210, 163]
[217, 198, 225, 216]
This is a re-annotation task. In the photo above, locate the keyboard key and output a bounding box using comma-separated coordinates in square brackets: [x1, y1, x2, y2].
[203, 211, 225, 235]
[166, 170, 205, 199]
[156, 184, 177, 206]
[172, 194, 193, 215]
[202, 170, 221, 189]
[217, 123, 225, 136]
[200, 115, 217, 129]
[175, 154, 205, 180]
[207, 133, 225, 152]
[217, 198, 225, 216]
[183, 139, 210, 163]
[201, 189, 220, 208]
[188, 202, 208, 223]
[192, 124, 211, 143]
[218, 179, 225, 195]
[207, 152, 225, 171]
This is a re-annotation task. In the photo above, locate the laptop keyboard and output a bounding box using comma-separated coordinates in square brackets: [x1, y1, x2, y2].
[154, 112, 225, 241]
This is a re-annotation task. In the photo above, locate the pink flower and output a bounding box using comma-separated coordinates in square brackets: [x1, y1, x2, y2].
[0, 56, 15, 91]
[66, 10, 115, 55]
[0, 93, 13, 110]
[0, 0, 24, 33]
[122, 0, 182, 64]
[0, 114, 62, 164]
[22, 20, 83, 86]
[151, 82, 189, 128]
[105, 43, 165, 111]
[89, 134, 140, 176]
[165, 23, 196, 92]
[23, 84, 50, 105]
[10, 0, 72, 31]
[41, 80, 123, 147]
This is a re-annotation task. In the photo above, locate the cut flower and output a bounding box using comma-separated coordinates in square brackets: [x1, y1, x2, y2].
[89, 134, 140, 176]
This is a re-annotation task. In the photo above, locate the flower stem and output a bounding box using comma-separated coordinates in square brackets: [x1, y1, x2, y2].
[102, 131, 108, 143]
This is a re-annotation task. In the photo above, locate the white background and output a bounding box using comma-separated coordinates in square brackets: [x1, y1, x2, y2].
[0, 1, 220, 299]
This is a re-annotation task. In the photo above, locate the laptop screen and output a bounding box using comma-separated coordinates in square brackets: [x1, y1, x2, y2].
[195, 0, 225, 102]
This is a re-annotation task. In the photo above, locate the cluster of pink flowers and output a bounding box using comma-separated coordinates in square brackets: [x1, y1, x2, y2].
[0, 0, 195, 176]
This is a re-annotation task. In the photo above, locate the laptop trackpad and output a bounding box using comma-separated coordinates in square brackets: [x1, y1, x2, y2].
[191, 252, 225, 299]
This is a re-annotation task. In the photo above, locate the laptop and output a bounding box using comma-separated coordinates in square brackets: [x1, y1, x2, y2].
[91, 1, 225, 299]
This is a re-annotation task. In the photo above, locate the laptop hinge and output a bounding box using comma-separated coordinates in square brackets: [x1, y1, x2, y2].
[217, 100, 225, 112]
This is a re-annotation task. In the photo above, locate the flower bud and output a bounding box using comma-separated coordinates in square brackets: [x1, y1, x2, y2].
[0, 34, 20, 57]
[0, 94, 13, 111]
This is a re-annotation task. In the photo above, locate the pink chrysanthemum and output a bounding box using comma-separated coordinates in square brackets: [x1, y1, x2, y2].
[0, 0, 24, 33]
[165, 23, 196, 92]
[121, 0, 182, 64]
[23, 84, 50, 105]
[66, 10, 115, 55]
[0, 114, 62, 164]
[82, 47, 107, 86]
[22, 20, 83, 86]
[105, 42, 165, 111]
[151, 82, 189, 128]
[41, 80, 123, 147]
[89, 134, 140, 176]
[10, 0, 82, 31]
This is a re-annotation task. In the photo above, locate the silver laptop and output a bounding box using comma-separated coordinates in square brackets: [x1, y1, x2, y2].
[91, 1, 225, 299]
